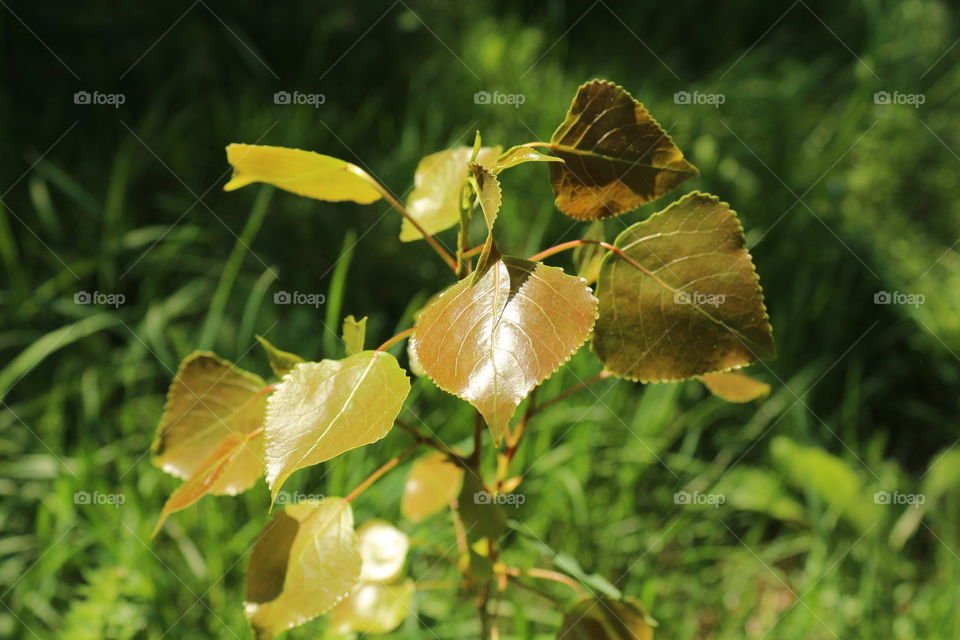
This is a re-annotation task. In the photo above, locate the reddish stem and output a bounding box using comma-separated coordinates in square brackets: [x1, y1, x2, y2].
[343, 443, 420, 503]
[377, 327, 415, 352]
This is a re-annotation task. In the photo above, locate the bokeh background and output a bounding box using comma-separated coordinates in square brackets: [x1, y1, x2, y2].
[2, 0, 960, 638]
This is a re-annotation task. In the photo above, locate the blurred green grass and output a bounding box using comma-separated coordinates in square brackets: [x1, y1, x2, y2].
[2, 0, 960, 638]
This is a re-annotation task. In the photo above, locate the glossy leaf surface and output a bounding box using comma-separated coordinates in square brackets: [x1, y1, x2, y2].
[492, 145, 563, 174]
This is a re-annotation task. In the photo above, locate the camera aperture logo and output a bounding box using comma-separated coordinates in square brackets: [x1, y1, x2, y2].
[874, 490, 925, 507]
[674, 490, 725, 507]
[74, 90, 125, 108]
[674, 290, 725, 307]
[873, 91, 924, 108]
[274, 290, 326, 308]
[474, 90, 525, 108]
[75, 290, 125, 308]
[674, 90, 725, 108]
[274, 90, 325, 108]
[474, 490, 525, 507]
[274, 491, 324, 505]
[874, 290, 924, 307]
[74, 491, 125, 508]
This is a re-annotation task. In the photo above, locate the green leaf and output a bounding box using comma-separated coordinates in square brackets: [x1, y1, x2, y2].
[224, 144, 382, 203]
[457, 471, 506, 539]
[341, 315, 368, 357]
[593, 192, 774, 382]
[573, 220, 606, 285]
[256, 335, 305, 379]
[401, 451, 464, 522]
[492, 145, 564, 174]
[411, 257, 598, 442]
[356, 519, 409, 584]
[557, 596, 656, 640]
[699, 371, 770, 402]
[329, 579, 414, 635]
[400, 145, 500, 242]
[549, 80, 698, 220]
[469, 162, 502, 281]
[713, 466, 807, 524]
[264, 351, 410, 499]
[244, 499, 361, 640]
[152, 352, 267, 493]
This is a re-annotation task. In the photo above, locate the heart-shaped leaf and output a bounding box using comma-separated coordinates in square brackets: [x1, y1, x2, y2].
[264, 351, 410, 499]
[400, 146, 500, 242]
[152, 352, 267, 492]
[549, 80, 698, 220]
[700, 371, 770, 402]
[411, 257, 597, 442]
[593, 192, 774, 382]
[401, 451, 464, 522]
[244, 499, 360, 639]
[224, 144, 382, 204]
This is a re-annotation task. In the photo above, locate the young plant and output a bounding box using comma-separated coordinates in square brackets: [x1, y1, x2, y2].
[149, 80, 775, 639]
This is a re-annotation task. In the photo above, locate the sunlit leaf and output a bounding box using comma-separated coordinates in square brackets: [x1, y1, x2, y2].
[573, 220, 606, 285]
[152, 352, 267, 492]
[593, 192, 774, 382]
[549, 80, 698, 220]
[469, 162, 502, 279]
[341, 315, 368, 357]
[411, 257, 597, 442]
[256, 335, 304, 379]
[264, 351, 410, 499]
[329, 580, 415, 635]
[401, 451, 464, 522]
[492, 145, 564, 174]
[152, 429, 264, 537]
[244, 499, 360, 639]
[356, 519, 409, 584]
[700, 371, 770, 402]
[224, 143, 382, 204]
[400, 146, 500, 242]
[557, 596, 656, 640]
[457, 471, 506, 539]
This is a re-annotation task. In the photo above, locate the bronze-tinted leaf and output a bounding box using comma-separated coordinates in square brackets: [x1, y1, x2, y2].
[264, 351, 410, 499]
[411, 257, 597, 442]
[549, 80, 698, 220]
[593, 192, 774, 382]
[244, 499, 361, 639]
[401, 451, 464, 522]
[557, 596, 655, 640]
[152, 352, 267, 492]
[700, 371, 770, 402]
[256, 335, 304, 379]
[400, 146, 500, 242]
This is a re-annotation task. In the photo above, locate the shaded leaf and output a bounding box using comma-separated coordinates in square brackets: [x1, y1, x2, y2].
[401, 451, 464, 522]
[549, 80, 698, 220]
[400, 146, 500, 242]
[700, 371, 770, 402]
[256, 335, 305, 379]
[411, 257, 597, 442]
[341, 315, 368, 357]
[492, 145, 564, 174]
[224, 144, 382, 204]
[557, 596, 655, 640]
[329, 580, 414, 635]
[265, 352, 410, 499]
[593, 192, 774, 382]
[356, 519, 409, 584]
[244, 499, 360, 640]
[457, 471, 506, 540]
[573, 220, 606, 285]
[152, 429, 264, 537]
[713, 466, 806, 524]
[152, 352, 267, 491]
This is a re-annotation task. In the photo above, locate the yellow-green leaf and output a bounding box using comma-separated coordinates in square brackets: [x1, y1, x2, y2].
[152, 429, 264, 537]
[492, 145, 564, 174]
[264, 351, 410, 499]
[224, 144, 382, 204]
[256, 335, 304, 379]
[411, 257, 597, 442]
[329, 580, 415, 635]
[400, 145, 500, 242]
[401, 451, 464, 521]
[356, 519, 409, 584]
[152, 352, 267, 491]
[341, 315, 368, 357]
[593, 192, 774, 382]
[700, 371, 770, 402]
[549, 80, 698, 220]
[244, 499, 360, 640]
[469, 162, 502, 280]
[557, 596, 655, 640]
